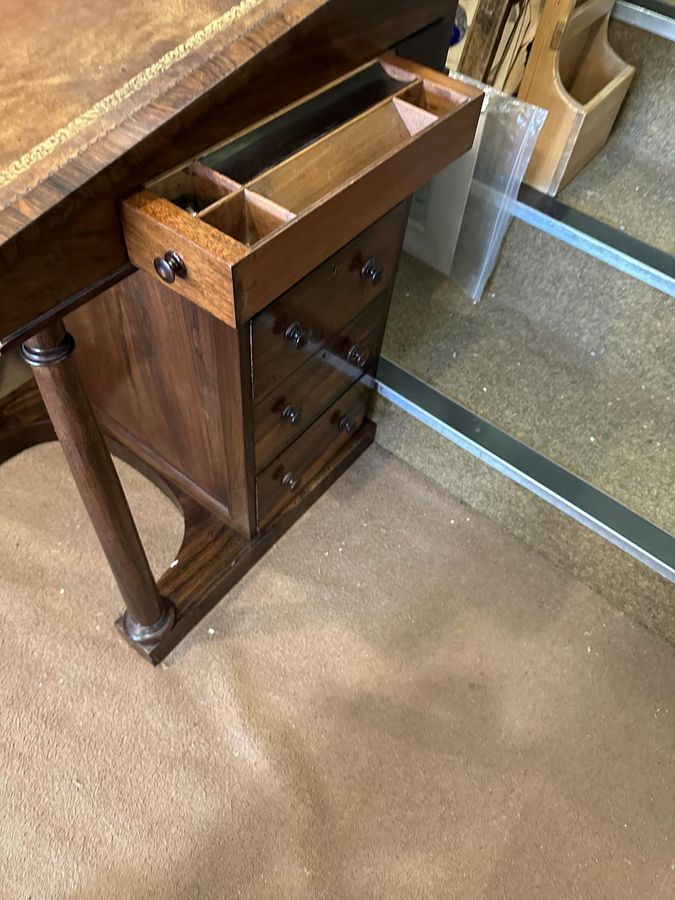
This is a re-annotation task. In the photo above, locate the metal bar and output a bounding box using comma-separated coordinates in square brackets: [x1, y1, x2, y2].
[513, 185, 675, 297]
[375, 357, 675, 583]
[612, 0, 675, 39]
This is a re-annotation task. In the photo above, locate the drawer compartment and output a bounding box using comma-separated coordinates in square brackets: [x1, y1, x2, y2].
[250, 206, 405, 401]
[256, 380, 370, 528]
[121, 56, 482, 328]
[253, 291, 390, 469]
[246, 97, 437, 212]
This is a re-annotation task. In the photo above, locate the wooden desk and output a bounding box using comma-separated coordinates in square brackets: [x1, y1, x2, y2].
[0, 1, 480, 662]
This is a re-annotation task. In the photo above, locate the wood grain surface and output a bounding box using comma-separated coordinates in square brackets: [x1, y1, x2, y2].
[256, 379, 370, 527]
[253, 291, 392, 469]
[518, 0, 634, 194]
[458, 0, 517, 82]
[0, 0, 254, 173]
[67, 270, 258, 538]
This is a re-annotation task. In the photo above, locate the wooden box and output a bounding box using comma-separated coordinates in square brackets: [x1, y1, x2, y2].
[519, 0, 634, 195]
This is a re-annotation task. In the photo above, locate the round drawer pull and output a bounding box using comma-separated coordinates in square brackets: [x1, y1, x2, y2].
[281, 404, 300, 426]
[338, 415, 356, 434]
[153, 250, 187, 284]
[347, 344, 370, 369]
[282, 471, 299, 492]
[361, 258, 384, 284]
[284, 322, 307, 349]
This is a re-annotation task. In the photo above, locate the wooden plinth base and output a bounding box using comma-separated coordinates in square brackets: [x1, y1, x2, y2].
[0, 379, 374, 664]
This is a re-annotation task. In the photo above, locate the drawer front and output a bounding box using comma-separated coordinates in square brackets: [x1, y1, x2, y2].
[121, 190, 246, 328]
[257, 380, 370, 528]
[253, 291, 390, 470]
[250, 202, 407, 401]
[120, 58, 481, 329]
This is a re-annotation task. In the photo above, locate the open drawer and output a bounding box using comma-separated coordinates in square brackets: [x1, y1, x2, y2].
[121, 55, 482, 328]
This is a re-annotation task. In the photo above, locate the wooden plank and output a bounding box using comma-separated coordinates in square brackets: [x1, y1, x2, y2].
[458, 0, 518, 82]
[381, 53, 484, 106]
[68, 269, 258, 538]
[199, 59, 408, 182]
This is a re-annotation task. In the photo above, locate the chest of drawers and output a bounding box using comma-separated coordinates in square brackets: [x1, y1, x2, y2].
[70, 201, 407, 538]
[63, 54, 481, 659]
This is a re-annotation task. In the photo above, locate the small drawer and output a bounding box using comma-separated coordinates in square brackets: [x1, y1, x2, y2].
[253, 291, 390, 469]
[250, 209, 404, 402]
[256, 380, 370, 528]
[120, 56, 482, 328]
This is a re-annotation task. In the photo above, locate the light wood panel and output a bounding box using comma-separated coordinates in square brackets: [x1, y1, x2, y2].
[250, 203, 408, 400]
[458, 0, 517, 82]
[518, 0, 634, 194]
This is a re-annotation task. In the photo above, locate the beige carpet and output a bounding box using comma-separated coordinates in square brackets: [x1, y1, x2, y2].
[1, 440, 674, 899]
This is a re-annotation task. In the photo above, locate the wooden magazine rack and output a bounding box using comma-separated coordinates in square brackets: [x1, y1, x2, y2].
[519, 0, 634, 194]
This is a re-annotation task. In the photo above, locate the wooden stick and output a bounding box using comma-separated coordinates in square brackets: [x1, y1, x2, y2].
[21, 320, 175, 643]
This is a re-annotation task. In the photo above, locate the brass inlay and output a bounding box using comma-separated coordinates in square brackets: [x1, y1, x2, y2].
[0, 0, 267, 188]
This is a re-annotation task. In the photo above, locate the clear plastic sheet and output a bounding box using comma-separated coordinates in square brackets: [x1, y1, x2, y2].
[403, 109, 485, 276]
[449, 72, 546, 302]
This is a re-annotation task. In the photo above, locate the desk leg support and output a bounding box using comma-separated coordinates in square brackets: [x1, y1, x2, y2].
[21, 319, 175, 644]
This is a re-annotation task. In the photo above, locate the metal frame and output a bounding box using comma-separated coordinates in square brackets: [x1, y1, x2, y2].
[375, 358, 675, 583]
[513, 185, 675, 297]
[612, 0, 675, 40]
[378, 0, 675, 584]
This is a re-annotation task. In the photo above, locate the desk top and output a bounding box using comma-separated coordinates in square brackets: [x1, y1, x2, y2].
[0, 0, 288, 217]
[0, 0, 449, 351]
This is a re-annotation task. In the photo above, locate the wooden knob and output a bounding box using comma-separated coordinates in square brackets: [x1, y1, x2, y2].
[361, 258, 384, 284]
[281, 404, 300, 426]
[153, 251, 187, 284]
[347, 344, 370, 369]
[282, 471, 299, 492]
[283, 322, 307, 349]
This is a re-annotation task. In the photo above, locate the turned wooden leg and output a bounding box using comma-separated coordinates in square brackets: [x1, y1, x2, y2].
[21, 319, 175, 644]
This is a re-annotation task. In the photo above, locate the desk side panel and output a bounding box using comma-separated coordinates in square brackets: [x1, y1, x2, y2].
[67, 273, 256, 538]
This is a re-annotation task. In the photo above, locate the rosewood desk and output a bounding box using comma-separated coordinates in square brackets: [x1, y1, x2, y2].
[0, 0, 481, 662]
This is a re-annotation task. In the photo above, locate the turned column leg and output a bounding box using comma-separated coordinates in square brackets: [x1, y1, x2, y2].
[21, 319, 175, 643]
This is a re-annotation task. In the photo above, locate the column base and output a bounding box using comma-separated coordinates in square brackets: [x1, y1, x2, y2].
[123, 598, 176, 644]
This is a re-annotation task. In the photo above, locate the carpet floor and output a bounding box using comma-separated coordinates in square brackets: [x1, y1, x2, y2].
[1, 441, 674, 899]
